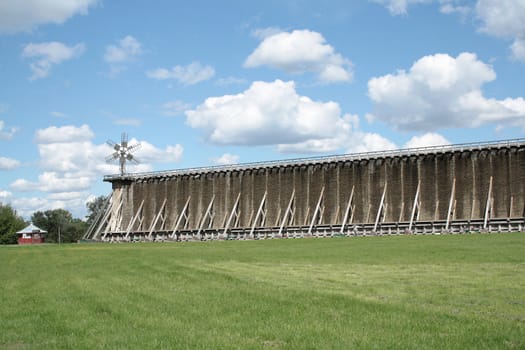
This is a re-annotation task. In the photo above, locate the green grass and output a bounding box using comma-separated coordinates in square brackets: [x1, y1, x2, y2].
[1, 233, 524, 349]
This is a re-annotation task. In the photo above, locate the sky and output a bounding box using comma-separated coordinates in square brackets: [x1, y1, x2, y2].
[1, 0, 524, 219]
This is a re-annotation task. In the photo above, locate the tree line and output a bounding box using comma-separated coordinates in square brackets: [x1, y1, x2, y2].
[0, 196, 106, 244]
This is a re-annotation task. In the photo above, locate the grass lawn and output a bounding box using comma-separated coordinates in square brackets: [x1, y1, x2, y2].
[1, 233, 524, 349]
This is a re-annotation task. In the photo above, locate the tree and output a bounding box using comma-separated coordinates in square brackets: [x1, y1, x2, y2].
[0, 203, 26, 244]
[86, 195, 108, 226]
[30, 209, 85, 243]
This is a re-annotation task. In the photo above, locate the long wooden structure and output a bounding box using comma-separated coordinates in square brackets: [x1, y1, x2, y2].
[85, 139, 525, 241]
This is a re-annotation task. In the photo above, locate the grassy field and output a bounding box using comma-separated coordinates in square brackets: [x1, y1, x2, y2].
[1, 233, 524, 349]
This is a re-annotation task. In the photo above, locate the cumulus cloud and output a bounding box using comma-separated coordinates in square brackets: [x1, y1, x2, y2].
[104, 36, 143, 77]
[244, 29, 353, 83]
[9, 197, 50, 218]
[10, 124, 183, 217]
[375, 0, 525, 62]
[186, 79, 395, 154]
[22, 41, 85, 80]
[0, 120, 18, 140]
[11, 172, 92, 193]
[476, 0, 525, 61]
[36, 124, 94, 143]
[367, 52, 525, 131]
[212, 153, 240, 165]
[475, 0, 525, 39]
[147, 62, 215, 85]
[0, 0, 98, 34]
[403, 133, 450, 148]
[136, 141, 183, 164]
[0, 157, 21, 170]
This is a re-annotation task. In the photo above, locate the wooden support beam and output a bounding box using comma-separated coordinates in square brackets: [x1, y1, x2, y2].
[197, 195, 215, 236]
[125, 200, 144, 239]
[171, 196, 191, 239]
[102, 193, 123, 240]
[374, 183, 387, 232]
[148, 198, 167, 239]
[398, 201, 405, 223]
[92, 195, 114, 240]
[278, 189, 295, 236]
[340, 186, 355, 235]
[446, 178, 456, 231]
[408, 181, 420, 232]
[250, 191, 267, 237]
[483, 176, 493, 229]
[223, 193, 241, 237]
[308, 187, 325, 235]
[303, 207, 310, 226]
[83, 195, 111, 240]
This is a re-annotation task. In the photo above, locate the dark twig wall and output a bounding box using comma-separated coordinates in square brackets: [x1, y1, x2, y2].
[85, 139, 525, 241]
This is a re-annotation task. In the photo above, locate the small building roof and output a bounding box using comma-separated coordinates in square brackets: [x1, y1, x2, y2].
[16, 223, 47, 234]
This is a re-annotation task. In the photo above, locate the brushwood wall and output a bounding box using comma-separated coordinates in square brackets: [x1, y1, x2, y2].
[96, 141, 525, 240]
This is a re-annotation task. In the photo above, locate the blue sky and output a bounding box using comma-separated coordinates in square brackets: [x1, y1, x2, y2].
[1, 0, 524, 218]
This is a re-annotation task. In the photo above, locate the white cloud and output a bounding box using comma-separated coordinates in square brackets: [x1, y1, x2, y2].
[27, 125, 181, 184]
[104, 36, 143, 77]
[9, 124, 184, 217]
[11, 172, 92, 193]
[0, 190, 12, 200]
[511, 38, 525, 61]
[36, 124, 94, 143]
[476, 0, 525, 61]
[22, 41, 85, 80]
[0, 120, 18, 140]
[368, 52, 525, 130]
[212, 153, 240, 165]
[161, 100, 192, 116]
[186, 79, 395, 154]
[147, 62, 215, 85]
[372, 0, 432, 15]
[0, 157, 21, 170]
[251, 27, 285, 40]
[439, 3, 471, 16]
[403, 133, 450, 148]
[244, 29, 353, 83]
[0, 0, 98, 34]
[137, 141, 184, 164]
[374, 1, 525, 61]
[104, 36, 142, 63]
[10, 197, 50, 218]
[475, 0, 525, 39]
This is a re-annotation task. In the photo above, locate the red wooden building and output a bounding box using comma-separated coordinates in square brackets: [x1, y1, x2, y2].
[17, 223, 47, 244]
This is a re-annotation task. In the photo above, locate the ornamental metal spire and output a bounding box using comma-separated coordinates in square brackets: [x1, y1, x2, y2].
[105, 132, 141, 176]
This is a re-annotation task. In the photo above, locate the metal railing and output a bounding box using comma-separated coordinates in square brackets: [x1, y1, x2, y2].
[104, 138, 525, 181]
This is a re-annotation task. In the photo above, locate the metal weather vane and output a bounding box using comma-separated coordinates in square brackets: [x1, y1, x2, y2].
[106, 132, 141, 176]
